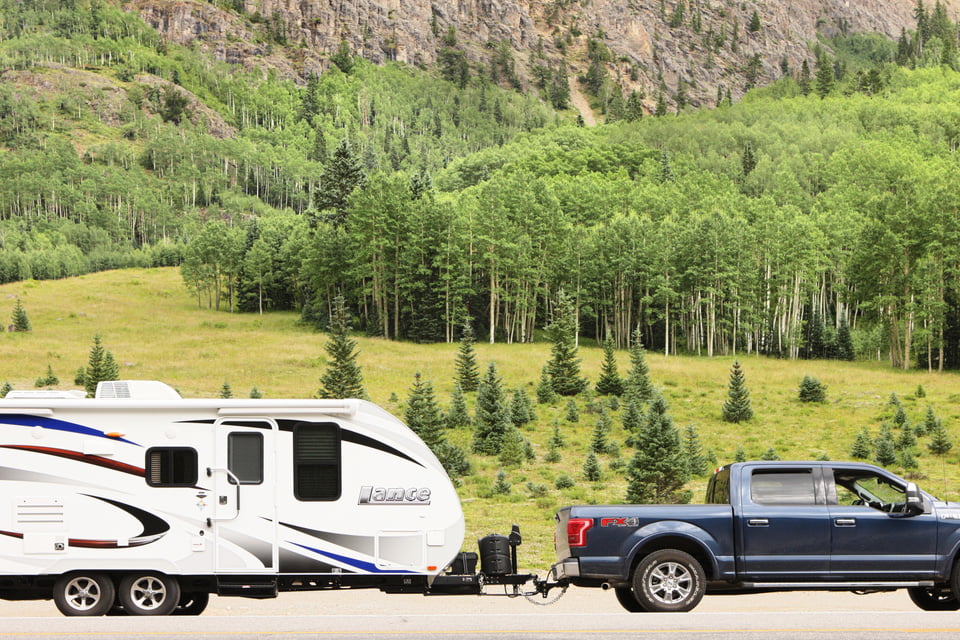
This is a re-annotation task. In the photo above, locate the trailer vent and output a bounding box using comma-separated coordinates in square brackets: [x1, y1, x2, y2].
[96, 381, 182, 400]
[16, 498, 64, 524]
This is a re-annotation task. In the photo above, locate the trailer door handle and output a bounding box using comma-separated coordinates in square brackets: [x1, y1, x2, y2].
[834, 518, 857, 527]
[747, 518, 769, 527]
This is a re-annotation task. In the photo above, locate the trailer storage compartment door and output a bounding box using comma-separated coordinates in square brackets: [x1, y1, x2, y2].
[211, 419, 278, 574]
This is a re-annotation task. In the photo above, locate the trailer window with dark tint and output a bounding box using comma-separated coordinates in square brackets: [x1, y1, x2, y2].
[750, 469, 816, 505]
[293, 422, 340, 501]
[228, 432, 263, 484]
[146, 447, 197, 487]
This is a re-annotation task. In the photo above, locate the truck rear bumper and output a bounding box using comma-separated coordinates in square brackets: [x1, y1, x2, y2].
[551, 558, 580, 580]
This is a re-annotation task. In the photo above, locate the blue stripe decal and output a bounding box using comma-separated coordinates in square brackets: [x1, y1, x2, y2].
[290, 542, 415, 574]
[0, 415, 139, 446]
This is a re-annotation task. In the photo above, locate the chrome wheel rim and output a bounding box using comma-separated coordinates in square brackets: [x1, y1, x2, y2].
[129, 576, 169, 611]
[647, 561, 693, 605]
[64, 577, 104, 612]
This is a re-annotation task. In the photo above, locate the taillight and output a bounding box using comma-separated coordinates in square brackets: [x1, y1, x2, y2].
[567, 518, 593, 547]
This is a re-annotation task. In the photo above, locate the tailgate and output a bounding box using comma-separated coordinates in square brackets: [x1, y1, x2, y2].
[554, 506, 572, 560]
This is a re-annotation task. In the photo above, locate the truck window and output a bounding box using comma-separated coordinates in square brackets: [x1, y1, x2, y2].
[706, 467, 730, 504]
[293, 422, 341, 501]
[146, 447, 198, 487]
[833, 469, 907, 512]
[750, 469, 816, 505]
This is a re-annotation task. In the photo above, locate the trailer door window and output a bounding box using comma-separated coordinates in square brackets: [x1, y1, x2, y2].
[146, 447, 198, 487]
[293, 422, 341, 501]
[228, 432, 264, 484]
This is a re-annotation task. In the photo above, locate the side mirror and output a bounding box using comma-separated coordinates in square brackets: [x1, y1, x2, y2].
[904, 482, 924, 517]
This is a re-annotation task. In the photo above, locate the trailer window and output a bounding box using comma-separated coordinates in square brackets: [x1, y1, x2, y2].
[293, 422, 341, 501]
[750, 469, 816, 505]
[228, 432, 263, 484]
[146, 447, 198, 487]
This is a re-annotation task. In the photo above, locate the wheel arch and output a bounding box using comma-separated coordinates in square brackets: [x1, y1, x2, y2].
[626, 533, 718, 582]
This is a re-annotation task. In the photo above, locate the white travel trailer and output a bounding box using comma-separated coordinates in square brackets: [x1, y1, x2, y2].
[0, 381, 466, 616]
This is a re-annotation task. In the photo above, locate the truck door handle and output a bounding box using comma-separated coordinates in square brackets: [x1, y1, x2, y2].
[747, 518, 769, 527]
[834, 518, 857, 527]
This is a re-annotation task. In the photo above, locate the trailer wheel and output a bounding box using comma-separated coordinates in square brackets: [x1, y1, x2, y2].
[907, 586, 960, 611]
[614, 586, 646, 612]
[53, 573, 116, 617]
[117, 573, 180, 616]
[631, 549, 705, 613]
[173, 591, 210, 616]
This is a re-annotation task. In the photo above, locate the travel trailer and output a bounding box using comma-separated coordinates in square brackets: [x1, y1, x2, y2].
[0, 381, 469, 616]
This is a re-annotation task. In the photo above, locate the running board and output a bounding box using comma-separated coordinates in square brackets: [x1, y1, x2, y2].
[741, 581, 935, 589]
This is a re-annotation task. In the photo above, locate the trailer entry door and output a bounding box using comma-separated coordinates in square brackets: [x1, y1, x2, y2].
[212, 419, 278, 574]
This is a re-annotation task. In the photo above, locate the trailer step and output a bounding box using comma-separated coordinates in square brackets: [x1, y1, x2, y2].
[217, 577, 279, 599]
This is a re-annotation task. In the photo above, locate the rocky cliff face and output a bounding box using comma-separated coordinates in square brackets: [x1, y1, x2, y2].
[125, 0, 953, 113]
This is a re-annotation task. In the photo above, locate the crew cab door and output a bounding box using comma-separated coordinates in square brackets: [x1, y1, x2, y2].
[737, 465, 831, 580]
[826, 467, 937, 579]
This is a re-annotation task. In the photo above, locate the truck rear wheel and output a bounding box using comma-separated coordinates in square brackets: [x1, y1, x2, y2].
[632, 549, 705, 613]
[614, 586, 646, 612]
[907, 586, 960, 611]
[53, 573, 116, 617]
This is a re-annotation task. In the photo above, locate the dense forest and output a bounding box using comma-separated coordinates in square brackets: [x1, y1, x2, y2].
[3, 1, 960, 371]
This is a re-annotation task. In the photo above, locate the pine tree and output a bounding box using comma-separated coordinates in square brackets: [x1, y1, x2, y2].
[0, 382, 12, 398]
[454, 321, 480, 392]
[249, 387, 263, 398]
[446, 383, 471, 427]
[897, 424, 917, 450]
[11, 298, 30, 332]
[815, 53, 834, 98]
[748, 10, 761, 32]
[492, 469, 511, 495]
[920, 405, 939, 436]
[622, 394, 643, 447]
[35, 364, 58, 388]
[83, 334, 116, 397]
[625, 329, 654, 401]
[850, 427, 873, 459]
[799, 59, 812, 95]
[472, 363, 510, 454]
[590, 409, 612, 454]
[836, 320, 855, 361]
[624, 394, 691, 503]
[595, 337, 624, 396]
[549, 423, 565, 449]
[722, 361, 753, 423]
[565, 398, 580, 423]
[583, 451, 602, 482]
[318, 295, 366, 399]
[875, 436, 896, 467]
[734, 445, 747, 462]
[498, 427, 527, 467]
[892, 403, 909, 429]
[928, 418, 953, 456]
[536, 365, 558, 404]
[545, 290, 588, 396]
[509, 388, 535, 427]
[219, 382, 233, 399]
[405, 373, 447, 450]
[314, 139, 365, 227]
[798, 375, 827, 403]
[683, 426, 707, 476]
[760, 447, 781, 461]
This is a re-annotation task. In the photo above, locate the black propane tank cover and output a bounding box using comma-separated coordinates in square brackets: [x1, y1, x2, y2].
[478, 533, 512, 575]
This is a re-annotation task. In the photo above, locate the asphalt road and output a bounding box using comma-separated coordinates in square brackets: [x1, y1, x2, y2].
[2, 587, 959, 639]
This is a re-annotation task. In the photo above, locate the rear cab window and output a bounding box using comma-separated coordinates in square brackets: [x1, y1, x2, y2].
[750, 468, 817, 505]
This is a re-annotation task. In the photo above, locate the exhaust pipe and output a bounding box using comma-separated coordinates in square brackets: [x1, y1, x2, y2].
[601, 582, 611, 590]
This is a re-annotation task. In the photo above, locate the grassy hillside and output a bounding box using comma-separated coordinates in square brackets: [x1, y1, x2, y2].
[3, 268, 960, 568]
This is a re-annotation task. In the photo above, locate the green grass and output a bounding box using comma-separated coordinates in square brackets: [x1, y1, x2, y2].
[3, 268, 960, 568]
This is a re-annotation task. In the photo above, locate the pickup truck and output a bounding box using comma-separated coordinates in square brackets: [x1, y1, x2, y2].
[553, 460, 960, 612]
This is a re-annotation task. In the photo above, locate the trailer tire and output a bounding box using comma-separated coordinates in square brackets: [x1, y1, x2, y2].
[53, 573, 116, 617]
[614, 586, 646, 612]
[631, 549, 705, 613]
[174, 591, 210, 616]
[117, 573, 180, 616]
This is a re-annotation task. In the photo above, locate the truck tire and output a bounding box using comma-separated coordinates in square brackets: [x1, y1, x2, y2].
[614, 586, 646, 612]
[174, 591, 210, 616]
[907, 586, 960, 611]
[53, 573, 116, 617]
[632, 549, 705, 613]
[117, 573, 180, 616]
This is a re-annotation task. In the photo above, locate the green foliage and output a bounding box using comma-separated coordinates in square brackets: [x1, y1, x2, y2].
[492, 469, 511, 495]
[454, 322, 480, 392]
[594, 337, 624, 396]
[11, 298, 30, 332]
[509, 387, 535, 427]
[760, 447, 781, 461]
[683, 425, 707, 476]
[625, 329, 654, 401]
[798, 375, 827, 403]
[317, 296, 366, 399]
[0, 382, 12, 398]
[405, 372, 446, 449]
[734, 445, 747, 463]
[590, 409, 611, 454]
[874, 433, 897, 466]
[928, 415, 954, 456]
[583, 451, 602, 482]
[624, 394, 691, 503]
[82, 334, 118, 397]
[219, 382, 233, 398]
[555, 474, 575, 489]
[34, 364, 58, 388]
[498, 426, 527, 467]
[850, 427, 873, 459]
[564, 398, 580, 423]
[546, 290, 588, 396]
[446, 383, 471, 427]
[722, 361, 753, 423]
[472, 363, 510, 454]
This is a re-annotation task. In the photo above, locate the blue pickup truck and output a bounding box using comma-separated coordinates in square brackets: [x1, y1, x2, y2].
[553, 461, 960, 612]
